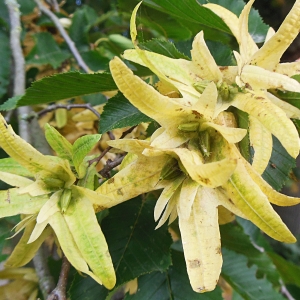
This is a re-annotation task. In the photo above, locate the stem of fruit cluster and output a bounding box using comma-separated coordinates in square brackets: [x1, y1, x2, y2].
[47, 256, 71, 300]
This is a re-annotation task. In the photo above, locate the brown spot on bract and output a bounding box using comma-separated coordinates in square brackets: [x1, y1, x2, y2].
[245, 83, 252, 90]
[6, 190, 10, 203]
[117, 189, 123, 195]
[219, 66, 228, 70]
[255, 96, 264, 100]
[175, 108, 183, 111]
[271, 163, 276, 169]
[192, 110, 202, 119]
[107, 178, 114, 184]
[228, 198, 234, 205]
[215, 247, 221, 254]
[189, 259, 201, 268]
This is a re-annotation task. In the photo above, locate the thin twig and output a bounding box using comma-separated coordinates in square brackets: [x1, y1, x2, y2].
[99, 155, 125, 178]
[34, 0, 91, 73]
[37, 103, 101, 119]
[88, 126, 136, 166]
[47, 255, 71, 300]
[280, 282, 295, 300]
[46, 0, 60, 12]
[88, 146, 112, 166]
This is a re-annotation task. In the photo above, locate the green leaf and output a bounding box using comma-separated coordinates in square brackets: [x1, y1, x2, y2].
[206, 40, 234, 66]
[143, 0, 231, 34]
[138, 6, 192, 40]
[125, 250, 223, 299]
[220, 223, 281, 285]
[19, 0, 35, 15]
[104, 196, 172, 282]
[0, 30, 10, 99]
[99, 93, 152, 133]
[0, 72, 117, 110]
[169, 250, 223, 300]
[124, 272, 172, 300]
[80, 50, 110, 72]
[197, 0, 269, 43]
[140, 39, 190, 59]
[222, 248, 285, 300]
[0, 221, 12, 262]
[272, 89, 300, 110]
[26, 32, 71, 68]
[236, 109, 250, 161]
[268, 252, 300, 288]
[68, 196, 172, 299]
[69, 6, 98, 50]
[72, 134, 101, 174]
[262, 136, 296, 191]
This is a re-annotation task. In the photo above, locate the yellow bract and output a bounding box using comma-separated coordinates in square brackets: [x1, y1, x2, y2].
[0, 114, 116, 290]
[106, 0, 300, 293]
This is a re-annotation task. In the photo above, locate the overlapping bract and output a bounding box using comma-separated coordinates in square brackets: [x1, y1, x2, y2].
[0, 114, 116, 289]
[104, 0, 300, 293]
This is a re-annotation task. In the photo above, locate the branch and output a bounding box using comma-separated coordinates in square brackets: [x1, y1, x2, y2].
[33, 244, 56, 299]
[6, 1, 56, 298]
[5, 0, 32, 143]
[47, 255, 71, 300]
[88, 126, 136, 167]
[37, 103, 101, 119]
[34, 0, 91, 73]
[46, 0, 60, 12]
[99, 155, 125, 178]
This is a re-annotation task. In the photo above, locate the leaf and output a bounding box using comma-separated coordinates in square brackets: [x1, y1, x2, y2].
[0, 221, 12, 262]
[104, 196, 172, 282]
[26, 32, 71, 68]
[0, 72, 117, 110]
[262, 136, 296, 191]
[139, 39, 190, 59]
[68, 196, 172, 298]
[268, 251, 300, 288]
[69, 6, 98, 49]
[143, 0, 231, 34]
[72, 134, 101, 174]
[124, 271, 172, 300]
[220, 223, 281, 285]
[125, 250, 223, 300]
[222, 248, 285, 300]
[99, 93, 152, 133]
[236, 109, 250, 161]
[0, 30, 10, 99]
[169, 250, 223, 300]
[206, 40, 234, 66]
[199, 0, 268, 43]
[272, 89, 300, 110]
[137, 6, 192, 41]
